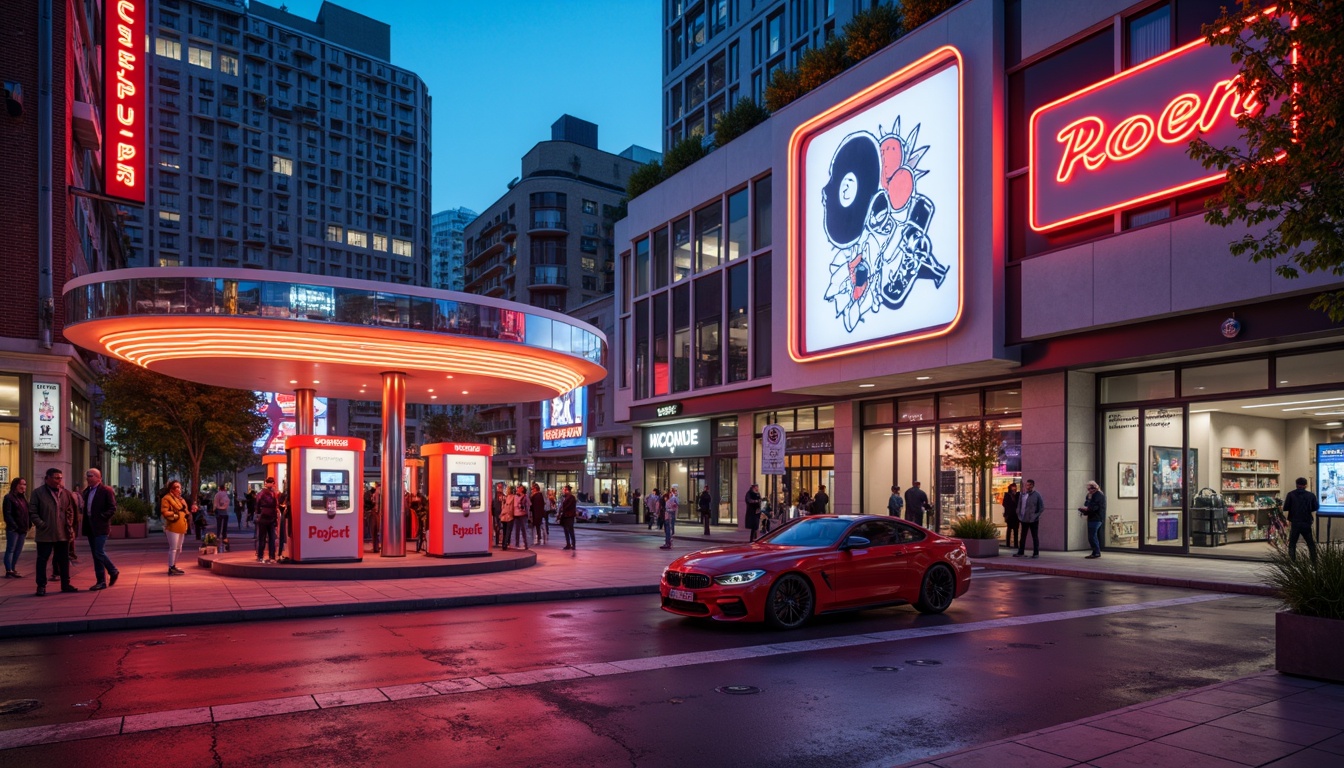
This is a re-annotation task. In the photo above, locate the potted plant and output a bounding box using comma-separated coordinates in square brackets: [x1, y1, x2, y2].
[949, 515, 1000, 558]
[120, 496, 152, 539]
[108, 508, 133, 539]
[1266, 541, 1344, 682]
[200, 532, 219, 555]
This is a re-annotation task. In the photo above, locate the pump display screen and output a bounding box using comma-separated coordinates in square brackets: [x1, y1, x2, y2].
[452, 473, 481, 511]
[310, 469, 351, 513]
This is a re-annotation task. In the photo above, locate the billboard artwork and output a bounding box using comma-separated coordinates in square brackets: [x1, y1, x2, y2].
[789, 47, 963, 361]
[1317, 443, 1344, 517]
[540, 386, 586, 450]
[254, 392, 328, 454]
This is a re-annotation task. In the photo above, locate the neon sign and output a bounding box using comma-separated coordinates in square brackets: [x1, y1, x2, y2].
[104, 0, 146, 204]
[1030, 35, 1263, 233]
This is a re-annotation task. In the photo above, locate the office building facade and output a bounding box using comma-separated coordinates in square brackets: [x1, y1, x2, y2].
[619, 0, 1344, 556]
[431, 206, 477, 291]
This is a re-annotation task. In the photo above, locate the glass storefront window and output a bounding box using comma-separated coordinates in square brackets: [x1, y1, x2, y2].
[0, 376, 20, 417]
[753, 175, 771, 250]
[653, 227, 669, 290]
[795, 408, 815, 431]
[1102, 409, 1140, 550]
[990, 420, 1022, 533]
[939, 392, 981, 419]
[752, 254, 771, 378]
[727, 187, 749, 261]
[635, 237, 650, 295]
[695, 273, 722, 387]
[863, 401, 893, 425]
[673, 285, 691, 393]
[1181, 360, 1267, 396]
[985, 388, 1021, 415]
[696, 201, 723, 272]
[898, 397, 935, 423]
[716, 417, 738, 437]
[1144, 407, 1187, 547]
[672, 217, 692, 283]
[727, 263, 749, 382]
[817, 405, 834, 429]
[1276, 350, 1344, 388]
[1101, 370, 1176, 403]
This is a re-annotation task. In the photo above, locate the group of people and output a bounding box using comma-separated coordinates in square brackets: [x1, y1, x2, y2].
[489, 482, 579, 551]
[742, 484, 831, 542]
[3, 467, 121, 594]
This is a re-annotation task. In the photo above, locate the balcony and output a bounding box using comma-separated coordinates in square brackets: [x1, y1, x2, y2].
[501, 222, 518, 241]
[478, 419, 516, 435]
[528, 214, 567, 234]
[244, 229, 265, 244]
[528, 265, 568, 289]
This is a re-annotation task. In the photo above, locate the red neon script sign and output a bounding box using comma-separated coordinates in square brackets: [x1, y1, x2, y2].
[1029, 36, 1260, 233]
[104, 0, 146, 204]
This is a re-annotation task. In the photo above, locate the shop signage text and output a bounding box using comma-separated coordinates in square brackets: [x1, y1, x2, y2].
[33, 382, 60, 452]
[655, 403, 683, 418]
[104, 0, 146, 204]
[643, 420, 711, 459]
[1030, 34, 1265, 232]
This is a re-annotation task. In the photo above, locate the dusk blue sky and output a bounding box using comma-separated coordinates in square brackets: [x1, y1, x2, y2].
[277, 0, 663, 215]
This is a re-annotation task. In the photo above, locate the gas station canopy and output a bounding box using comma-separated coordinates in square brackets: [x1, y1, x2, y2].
[63, 268, 607, 404]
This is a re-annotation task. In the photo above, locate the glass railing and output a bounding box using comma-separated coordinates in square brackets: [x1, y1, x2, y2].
[65, 273, 605, 366]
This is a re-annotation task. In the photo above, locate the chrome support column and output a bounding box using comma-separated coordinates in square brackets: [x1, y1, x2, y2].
[295, 388, 315, 435]
[380, 371, 407, 557]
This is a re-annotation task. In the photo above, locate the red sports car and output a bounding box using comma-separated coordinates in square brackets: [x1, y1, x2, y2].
[660, 515, 971, 629]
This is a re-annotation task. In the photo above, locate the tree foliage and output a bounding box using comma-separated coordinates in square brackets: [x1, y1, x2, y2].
[662, 131, 710, 176]
[842, 2, 905, 62]
[421, 407, 486, 444]
[1189, 0, 1344, 321]
[713, 97, 771, 145]
[798, 36, 852, 92]
[901, 0, 961, 30]
[763, 66, 805, 112]
[624, 159, 665, 202]
[99, 364, 266, 500]
[942, 422, 1004, 520]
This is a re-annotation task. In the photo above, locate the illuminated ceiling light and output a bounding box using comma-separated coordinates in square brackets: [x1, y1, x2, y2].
[1279, 380, 1289, 384]
[1325, 422, 1342, 427]
[1243, 396, 1344, 409]
[431, 395, 438, 400]
[858, 383, 876, 388]
[445, 375, 454, 379]
[312, 380, 320, 384]
[428, 389, 434, 393]
[289, 380, 298, 384]
[461, 390, 469, 395]
[916, 376, 932, 381]
[1189, 408, 1219, 413]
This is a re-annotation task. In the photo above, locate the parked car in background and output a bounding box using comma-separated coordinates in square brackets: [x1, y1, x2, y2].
[575, 504, 613, 523]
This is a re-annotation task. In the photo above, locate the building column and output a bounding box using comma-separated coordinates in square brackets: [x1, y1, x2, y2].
[295, 388, 315, 435]
[381, 371, 406, 557]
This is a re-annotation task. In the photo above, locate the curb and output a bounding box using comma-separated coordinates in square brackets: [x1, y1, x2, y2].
[0, 584, 661, 639]
[981, 559, 1278, 597]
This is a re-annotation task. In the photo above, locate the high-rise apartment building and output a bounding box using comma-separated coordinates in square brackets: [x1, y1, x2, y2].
[662, 0, 867, 149]
[430, 206, 477, 291]
[134, 0, 432, 285]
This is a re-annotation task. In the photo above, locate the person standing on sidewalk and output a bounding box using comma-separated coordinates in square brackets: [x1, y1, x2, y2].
[81, 469, 120, 590]
[159, 480, 192, 575]
[213, 483, 232, 547]
[529, 483, 547, 546]
[491, 482, 506, 549]
[887, 485, 904, 517]
[660, 486, 679, 550]
[511, 485, 531, 551]
[698, 486, 712, 535]
[1079, 480, 1106, 559]
[1001, 483, 1021, 549]
[646, 488, 662, 531]
[245, 488, 257, 527]
[254, 478, 279, 564]
[499, 484, 518, 551]
[904, 482, 931, 528]
[31, 469, 80, 594]
[559, 484, 578, 550]
[1283, 476, 1320, 564]
[812, 486, 830, 515]
[4, 478, 30, 579]
[745, 484, 762, 542]
[1014, 479, 1044, 559]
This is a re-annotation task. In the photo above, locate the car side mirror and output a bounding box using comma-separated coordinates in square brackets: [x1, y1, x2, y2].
[840, 535, 871, 551]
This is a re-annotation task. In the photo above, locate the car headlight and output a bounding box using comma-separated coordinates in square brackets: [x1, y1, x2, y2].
[713, 570, 767, 585]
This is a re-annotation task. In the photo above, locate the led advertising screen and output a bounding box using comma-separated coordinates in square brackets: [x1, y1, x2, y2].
[540, 386, 586, 450]
[789, 47, 963, 361]
[1317, 443, 1344, 517]
[254, 392, 328, 454]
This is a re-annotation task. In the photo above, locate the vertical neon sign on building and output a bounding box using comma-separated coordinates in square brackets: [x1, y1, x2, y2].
[104, 0, 146, 204]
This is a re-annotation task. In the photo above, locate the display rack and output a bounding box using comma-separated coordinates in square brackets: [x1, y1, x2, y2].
[1219, 448, 1279, 543]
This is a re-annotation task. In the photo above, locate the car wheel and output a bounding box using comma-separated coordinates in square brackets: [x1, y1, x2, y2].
[765, 573, 814, 630]
[914, 564, 956, 614]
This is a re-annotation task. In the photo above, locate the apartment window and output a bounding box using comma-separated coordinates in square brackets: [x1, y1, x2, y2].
[187, 46, 213, 69]
[709, 53, 726, 95]
[727, 187, 749, 260]
[160, 192, 179, 209]
[728, 41, 739, 82]
[581, 199, 598, 215]
[767, 11, 784, 56]
[347, 230, 367, 248]
[271, 155, 293, 176]
[1127, 3, 1172, 67]
[580, 236, 600, 254]
[695, 201, 723, 271]
[155, 37, 182, 60]
[219, 54, 238, 76]
[672, 216, 691, 282]
[652, 227, 669, 290]
[392, 239, 413, 257]
[158, 211, 181, 228]
[635, 237, 650, 295]
[673, 284, 691, 392]
[695, 273, 722, 388]
[158, 151, 180, 170]
[653, 293, 669, 396]
[372, 234, 388, 252]
[687, 8, 706, 54]
[753, 254, 771, 377]
[326, 225, 342, 242]
[727, 262, 749, 382]
[754, 175, 772, 249]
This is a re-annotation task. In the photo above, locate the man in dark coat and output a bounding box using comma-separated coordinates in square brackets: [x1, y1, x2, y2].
[1282, 477, 1320, 564]
[31, 468, 79, 595]
[80, 468, 120, 590]
[812, 486, 831, 515]
[904, 482, 931, 527]
[744, 484, 762, 542]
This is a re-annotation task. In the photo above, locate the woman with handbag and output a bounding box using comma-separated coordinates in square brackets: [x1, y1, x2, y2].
[160, 481, 193, 575]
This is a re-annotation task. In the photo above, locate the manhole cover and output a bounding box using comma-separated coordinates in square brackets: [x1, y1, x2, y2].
[906, 659, 942, 666]
[0, 700, 42, 715]
[871, 666, 902, 672]
[716, 685, 762, 695]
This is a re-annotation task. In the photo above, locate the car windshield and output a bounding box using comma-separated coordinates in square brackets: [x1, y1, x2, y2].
[757, 517, 852, 547]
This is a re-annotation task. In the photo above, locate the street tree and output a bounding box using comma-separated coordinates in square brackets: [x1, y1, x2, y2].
[99, 364, 266, 503]
[942, 421, 1004, 521]
[1189, 0, 1344, 320]
[421, 406, 486, 444]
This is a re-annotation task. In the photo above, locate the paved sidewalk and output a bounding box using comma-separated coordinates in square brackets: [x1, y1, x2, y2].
[897, 670, 1344, 768]
[0, 522, 1283, 638]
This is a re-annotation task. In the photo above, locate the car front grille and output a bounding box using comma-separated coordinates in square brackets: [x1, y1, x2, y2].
[664, 571, 712, 589]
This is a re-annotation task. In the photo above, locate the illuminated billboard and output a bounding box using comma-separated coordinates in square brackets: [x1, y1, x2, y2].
[1318, 443, 1344, 518]
[789, 47, 963, 362]
[254, 392, 328, 454]
[104, 0, 146, 204]
[540, 386, 586, 450]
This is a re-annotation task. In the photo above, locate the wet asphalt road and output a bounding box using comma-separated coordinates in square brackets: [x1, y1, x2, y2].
[0, 570, 1278, 767]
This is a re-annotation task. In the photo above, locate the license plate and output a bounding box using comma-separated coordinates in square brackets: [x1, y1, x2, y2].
[669, 588, 695, 602]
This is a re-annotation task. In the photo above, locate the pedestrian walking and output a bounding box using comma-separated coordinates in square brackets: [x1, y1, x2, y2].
[31, 468, 80, 594]
[812, 486, 830, 515]
[1283, 477, 1320, 564]
[491, 482, 506, 548]
[887, 485, 904, 517]
[559, 484, 578, 550]
[254, 477, 279, 564]
[660, 486, 679, 549]
[233, 494, 244, 529]
[500, 484, 517, 551]
[904, 482, 931, 528]
[81, 468, 120, 590]
[191, 491, 208, 541]
[1078, 480, 1106, 558]
[160, 480, 193, 575]
[698, 486, 712, 535]
[3, 478, 30, 579]
[542, 487, 558, 545]
[277, 486, 291, 560]
[1014, 479, 1044, 559]
[1001, 482, 1021, 548]
[213, 483, 232, 548]
[745, 484, 762, 542]
[530, 484, 547, 545]
[646, 488, 661, 530]
[512, 485, 531, 550]
[245, 488, 257, 527]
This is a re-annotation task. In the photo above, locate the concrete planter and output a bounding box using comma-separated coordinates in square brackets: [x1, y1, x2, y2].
[1276, 610, 1344, 682]
[108, 524, 127, 539]
[125, 522, 148, 539]
[958, 537, 999, 558]
[199, 546, 218, 555]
